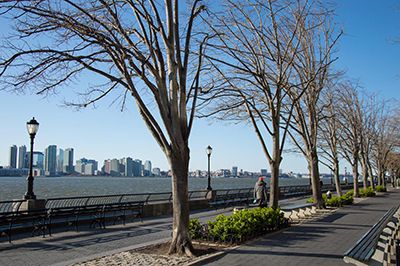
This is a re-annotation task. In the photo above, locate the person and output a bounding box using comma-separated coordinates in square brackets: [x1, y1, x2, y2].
[254, 177, 267, 207]
[326, 190, 332, 199]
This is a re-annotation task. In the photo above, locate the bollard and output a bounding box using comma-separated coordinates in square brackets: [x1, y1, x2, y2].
[396, 239, 400, 266]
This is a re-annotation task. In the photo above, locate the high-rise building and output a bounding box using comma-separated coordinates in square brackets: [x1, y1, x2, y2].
[133, 159, 142, 176]
[103, 159, 111, 174]
[57, 148, 64, 174]
[45, 145, 57, 176]
[27, 151, 44, 170]
[232, 166, 238, 177]
[144, 160, 152, 176]
[9, 145, 17, 169]
[110, 159, 120, 176]
[18, 145, 27, 169]
[63, 148, 74, 174]
[123, 157, 134, 177]
[75, 158, 98, 175]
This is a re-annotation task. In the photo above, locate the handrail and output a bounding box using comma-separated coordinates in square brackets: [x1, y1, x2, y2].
[0, 182, 359, 214]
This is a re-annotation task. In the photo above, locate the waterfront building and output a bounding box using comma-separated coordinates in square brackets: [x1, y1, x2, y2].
[9, 145, 17, 169]
[144, 160, 152, 176]
[261, 169, 268, 176]
[76, 158, 98, 175]
[103, 159, 111, 175]
[123, 157, 134, 177]
[44, 145, 57, 176]
[57, 148, 64, 174]
[152, 167, 161, 177]
[84, 163, 95, 175]
[110, 159, 120, 176]
[63, 148, 74, 174]
[27, 151, 44, 170]
[232, 166, 238, 177]
[133, 159, 142, 176]
[18, 145, 27, 169]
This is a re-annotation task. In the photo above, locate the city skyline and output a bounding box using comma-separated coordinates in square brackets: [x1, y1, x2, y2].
[0, 1, 399, 173]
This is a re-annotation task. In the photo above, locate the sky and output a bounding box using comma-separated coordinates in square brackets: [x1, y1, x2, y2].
[0, 0, 399, 173]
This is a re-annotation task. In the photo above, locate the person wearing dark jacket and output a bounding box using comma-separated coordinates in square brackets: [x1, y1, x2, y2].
[254, 177, 268, 207]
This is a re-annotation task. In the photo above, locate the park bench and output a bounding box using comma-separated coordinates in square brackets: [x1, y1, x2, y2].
[209, 188, 253, 209]
[343, 206, 400, 265]
[280, 203, 316, 222]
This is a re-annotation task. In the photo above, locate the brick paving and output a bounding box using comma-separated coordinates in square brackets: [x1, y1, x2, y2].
[204, 189, 400, 266]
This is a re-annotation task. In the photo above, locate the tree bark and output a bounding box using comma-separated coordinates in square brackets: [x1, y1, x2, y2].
[333, 159, 342, 197]
[352, 159, 359, 197]
[309, 150, 324, 208]
[360, 157, 369, 189]
[167, 145, 193, 256]
[269, 128, 281, 208]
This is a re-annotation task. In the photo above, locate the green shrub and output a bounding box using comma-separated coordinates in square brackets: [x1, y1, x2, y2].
[306, 197, 315, 203]
[359, 187, 376, 197]
[326, 196, 342, 207]
[191, 207, 287, 243]
[189, 218, 203, 240]
[375, 185, 387, 192]
[340, 192, 354, 205]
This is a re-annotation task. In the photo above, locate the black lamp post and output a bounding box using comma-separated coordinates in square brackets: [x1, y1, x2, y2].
[24, 117, 39, 200]
[206, 145, 213, 190]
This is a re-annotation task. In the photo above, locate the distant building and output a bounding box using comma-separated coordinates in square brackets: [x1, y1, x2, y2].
[9, 145, 17, 169]
[57, 148, 64, 174]
[144, 160, 152, 176]
[232, 166, 238, 177]
[75, 158, 98, 175]
[44, 145, 57, 176]
[152, 167, 161, 176]
[123, 157, 134, 177]
[133, 159, 142, 176]
[27, 151, 44, 170]
[18, 145, 27, 169]
[63, 148, 74, 174]
[110, 159, 120, 176]
[260, 169, 268, 176]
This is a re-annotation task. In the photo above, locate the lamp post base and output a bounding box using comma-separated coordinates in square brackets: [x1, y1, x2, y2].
[19, 199, 46, 212]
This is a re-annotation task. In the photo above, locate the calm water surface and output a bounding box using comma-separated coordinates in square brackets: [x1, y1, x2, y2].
[0, 176, 316, 201]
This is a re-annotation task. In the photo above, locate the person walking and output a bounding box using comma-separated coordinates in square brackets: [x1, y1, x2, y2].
[254, 177, 268, 207]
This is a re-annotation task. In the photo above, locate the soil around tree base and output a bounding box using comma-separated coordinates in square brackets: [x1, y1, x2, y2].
[136, 241, 225, 257]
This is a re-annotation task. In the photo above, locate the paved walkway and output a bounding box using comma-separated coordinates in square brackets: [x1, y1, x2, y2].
[1, 190, 398, 266]
[204, 189, 400, 266]
[0, 197, 307, 266]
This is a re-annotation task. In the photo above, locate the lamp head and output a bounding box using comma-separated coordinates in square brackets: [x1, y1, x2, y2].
[27, 117, 39, 135]
[206, 145, 213, 155]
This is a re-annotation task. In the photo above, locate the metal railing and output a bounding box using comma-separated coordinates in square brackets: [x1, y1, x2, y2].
[0, 182, 359, 214]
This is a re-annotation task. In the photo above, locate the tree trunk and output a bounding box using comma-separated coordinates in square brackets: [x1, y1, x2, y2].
[352, 159, 359, 197]
[367, 160, 375, 189]
[309, 150, 324, 208]
[377, 169, 382, 186]
[269, 134, 281, 208]
[167, 146, 194, 256]
[333, 159, 342, 197]
[360, 157, 369, 189]
[269, 160, 280, 208]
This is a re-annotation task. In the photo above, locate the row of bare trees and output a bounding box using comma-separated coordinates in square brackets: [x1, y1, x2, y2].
[0, 0, 398, 256]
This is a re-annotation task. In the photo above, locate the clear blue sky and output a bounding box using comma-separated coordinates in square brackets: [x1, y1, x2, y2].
[0, 0, 399, 173]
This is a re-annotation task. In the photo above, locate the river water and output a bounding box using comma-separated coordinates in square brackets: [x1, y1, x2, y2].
[0, 176, 323, 201]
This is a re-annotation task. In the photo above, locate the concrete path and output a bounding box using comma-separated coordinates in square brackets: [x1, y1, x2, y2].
[204, 189, 400, 266]
[0, 197, 308, 266]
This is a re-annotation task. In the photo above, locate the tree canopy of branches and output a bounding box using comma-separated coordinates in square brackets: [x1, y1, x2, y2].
[0, 0, 209, 256]
[199, 0, 336, 208]
[284, 5, 341, 208]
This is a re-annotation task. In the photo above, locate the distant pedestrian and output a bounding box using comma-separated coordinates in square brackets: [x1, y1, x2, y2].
[254, 177, 267, 207]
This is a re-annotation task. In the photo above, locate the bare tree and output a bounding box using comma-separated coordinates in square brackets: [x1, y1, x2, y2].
[318, 82, 342, 196]
[336, 82, 363, 197]
[371, 103, 399, 188]
[0, 0, 208, 255]
[197, 0, 319, 208]
[285, 8, 341, 208]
